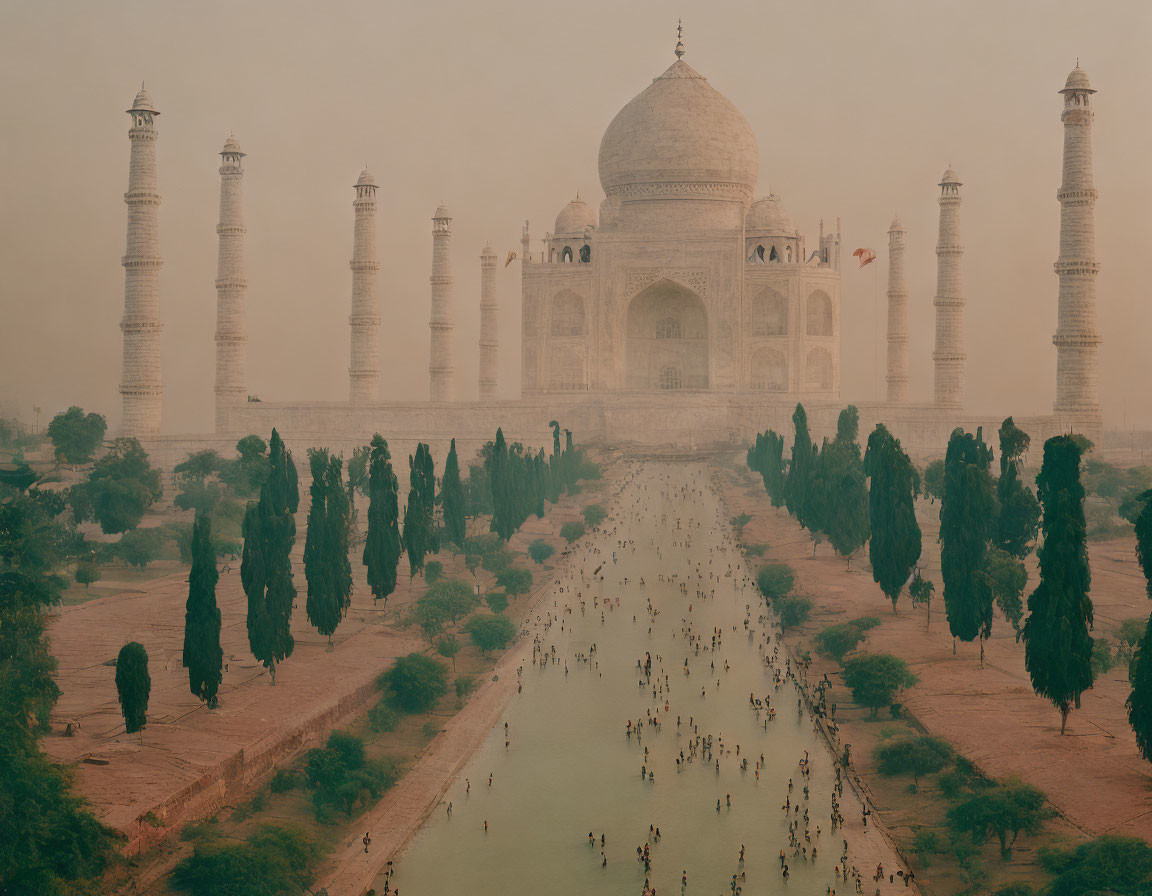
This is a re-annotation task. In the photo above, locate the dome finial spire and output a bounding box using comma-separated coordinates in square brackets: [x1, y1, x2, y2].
[674, 19, 685, 58]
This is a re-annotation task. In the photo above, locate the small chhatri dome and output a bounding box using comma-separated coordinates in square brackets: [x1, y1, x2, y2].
[221, 135, 244, 156]
[746, 194, 796, 235]
[128, 85, 158, 114]
[598, 49, 758, 198]
[482, 242, 496, 256]
[1061, 64, 1095, 94]
[356, 168, 376, 187]
[939, 167, 962, 187]
[889, 215, 905, 232]
[433, 204, 451, 219]
[554, 195, 598, 235]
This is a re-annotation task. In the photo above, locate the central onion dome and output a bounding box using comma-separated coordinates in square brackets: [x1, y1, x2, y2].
[598, 51, 758, 201]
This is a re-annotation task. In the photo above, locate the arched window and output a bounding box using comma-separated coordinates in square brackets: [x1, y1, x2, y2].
[659, 365, 682, 390]
[750, 288, 787, 336]
[656, 317, 681, 339]
[551, 290, 586, 337]
[806, 290, 834, 336]
[804, 346, 834, 391]
[550, 346, 586, 391]
[750, 347, 787, 391]
[769, 245, 780, 262]
[561, 246, 573, 263]
[579, 245, 590, 263]
[786, 246, 792, 263]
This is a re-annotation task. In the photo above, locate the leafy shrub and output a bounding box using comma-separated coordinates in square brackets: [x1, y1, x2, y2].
[74, 561, 101, 591]
[582, 504, 607, 527]
[379, 654, 448, 713]
[269, 769, 299, 794]
[560, 521, 585, 543]
[852, 616, 881, 631]
[496, 566, 531, 597]
[1038, 835, 1152, 896]
[368, 701, 400, 732]
[842, 653, 918, 718]
[815, 623, 865, 661]
[756, 563, 795, 601]
[481, 548, 513, 574]
[302, 732, 398, 821]
[947, 778, 1052, 859]
[777, 596, 812, 631]
[528, 539, 555, 564]
[424, 560, 442, 584]
[743, 543, 767, 558]
[115, 527, 164, 570]
[910, 829, 940, 866]
[464, 533, 501, 557]
[172, 824, 321, 895]
[465, 614, 517, 655]
[873, 736, 954, 784]
[730, 513, 751, 533]
[455, 675, 477, 698]
[422, 720, 441, 739]
[485, 592, 508, 614]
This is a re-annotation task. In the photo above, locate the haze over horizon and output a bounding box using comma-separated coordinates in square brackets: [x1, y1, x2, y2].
[1, 0, 1149, 434]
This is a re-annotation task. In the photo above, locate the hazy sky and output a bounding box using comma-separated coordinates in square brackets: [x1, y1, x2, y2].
[1, 0, 1149, 433]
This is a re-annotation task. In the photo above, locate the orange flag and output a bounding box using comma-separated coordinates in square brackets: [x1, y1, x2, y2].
[852, 247, 877, 268]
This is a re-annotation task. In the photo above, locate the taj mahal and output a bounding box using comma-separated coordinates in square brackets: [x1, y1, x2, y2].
[115, 33, 1105, 467]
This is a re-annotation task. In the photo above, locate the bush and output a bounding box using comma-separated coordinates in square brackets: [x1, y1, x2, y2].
[368, 701, 400, 732]
[172, 824, 321, 895]
[115, 527, 164, 570]
[842, 653, 918, 718]
[464, 533, 501, 556]
[776, 595, 812, 631]
[756, 563, 795, 601]
[422, 719, 441, 739]
[528, 539, 555, 565]
[910, 829, 940, 866]
[582, 504, 607, 528]
[455, 675, 477, 698]
[873, 736, 954, 784]
[74, 561, 101, 591]
[815, 623, 866, 661]
[465, 614, 517, 655]
[948, 778, 1052, 859]
[992, 885, 1035, 896]
[743, 543, 767, 558]
[496, 565, 532, 598]
[302, 732, 398, 821]
[379, 653, 448, 713]
[730, 513, 751, 533]
[560, 521, 585, 543]
[424, 560, 443, 584]
[269, 769, 299, 794]
[852, 616, 881, 631]
[485, 592, 508, 614]
[1039, 835, 1152, 896]
[481, 547, 513, 574]
[1091, 637, 1116, 675]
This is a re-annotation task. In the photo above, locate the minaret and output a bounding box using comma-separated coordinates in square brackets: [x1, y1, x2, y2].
[1053, 63, 1102, 417]
[428, 205, 455, 402]
[349, 169, 381, 404]
[521, 220, 531, 265]
[478, 243, 498, 400]
[932, 167, 965, 408]
[119, 86, 164, 436]
[213, 136, 248, 431]
[885, 216, 910, 403]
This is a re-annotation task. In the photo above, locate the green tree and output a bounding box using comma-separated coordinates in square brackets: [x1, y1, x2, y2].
[422, 579, 478, 624]
[436, 634, 461, 672]
[865, 424, 922, 610]
[485, 592, 509, 614]
[183, 514, 222, 708]
[0, 488, 116, 891]
[777, 595, 812, 631]
[496, 565, 532, 598]
[583, 504, 607, 528]
[756, 563, 795, 601]
[441, 438, 466, 549]
[815, 621, 870, 662]
[528, 539, 555, 564]
[940, 428, 998, 654]
[486, 428, 515, 541]
[402, 445, 436, 575]
[241, 429, 299, 684]
[922, 459, 945, 504]
[74, 560, 100, 592]
[115, 526, 163, 570]
[219, 434, 270, 496]
[1039, 835, 1152, 896]
[947, 778, 1051, 858]
[174, 449, 223, 483]
[873, 735, 954, 785]
[785, 403, 817, 526]
[424, 560, 443, 583]
[47, 406, 107, 465]
[995, 418, 1041, 558]
[363, 435, 402, 608]
[72, 437, 164, 534]
[982, 546, 1027, 637]
[560, 520, 585, 543]
[466, 614, 517, 655]
[380, 653, 447, 712]
[347, 444, 371, 499]
[910, 568, 936, 630]
[841, 653, 918, 718]
[115, 641, 150, 734]
[1128, 488, 1152, 761]
[1022, 435, 1095, 734]
[172, 824, 322, 895]
[304, 450, 351, 646]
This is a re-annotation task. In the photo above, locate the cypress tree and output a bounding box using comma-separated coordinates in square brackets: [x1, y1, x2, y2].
[115, 641, 150, 734]
[183, 513, 222, 707]
[363, 434, 402, 607]
[864, 424, 922, 610]
[442, 439, 466, 548]
[940, 427, 997, 656]
[1126, 490, 1152, 759]
[418, 443, 439, 554]
[995, 417, 1041, 559]
[487, 428, 515, 541]
[304, 450, 350, 645]
[328, 453, 352, 616]
[241, 428, 298, 683]
[765, 431, 786, 508]
[823, 408, 870, 561]
[549, 419, 561, 457]
[563, 429, 577, 492]
[785, 403, 816, 526]
[1022, 435, 1095, 734]
[402, 452, 429, 576]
